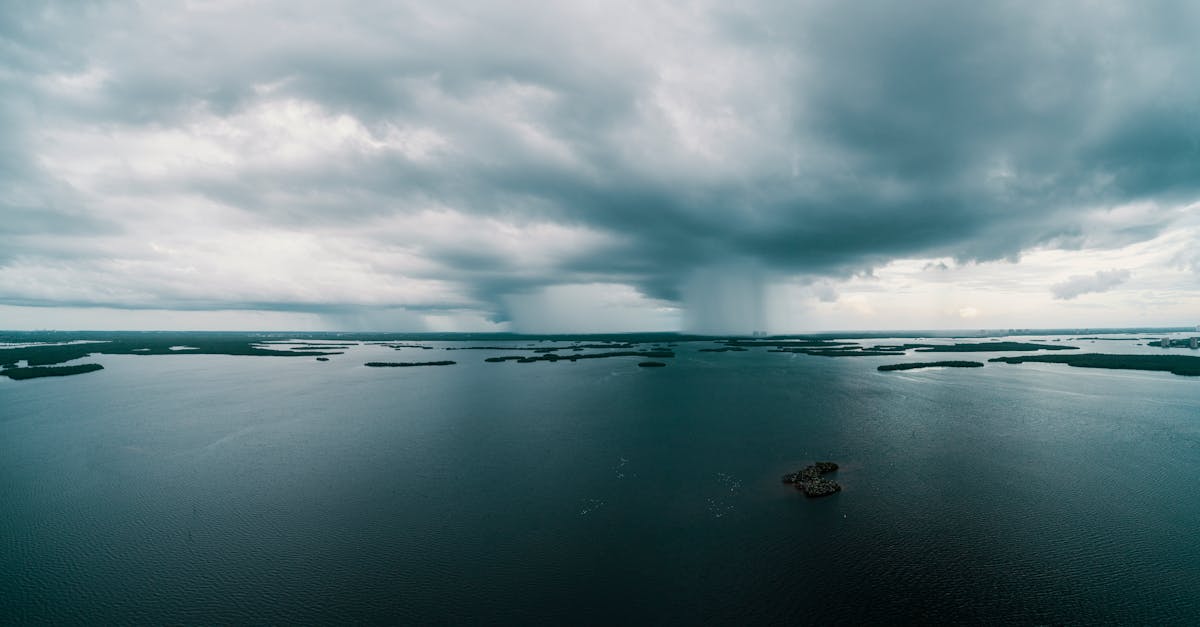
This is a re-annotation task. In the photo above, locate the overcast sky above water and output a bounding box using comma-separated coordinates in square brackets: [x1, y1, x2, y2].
[2, 1, 1199, 333]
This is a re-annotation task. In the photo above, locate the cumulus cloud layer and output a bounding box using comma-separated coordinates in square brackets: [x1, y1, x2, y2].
[1051, 269, 1133, 300]
[2, 1, 1199, 330]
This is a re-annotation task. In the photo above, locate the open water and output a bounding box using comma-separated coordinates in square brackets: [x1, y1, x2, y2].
[2, 336, 1199, 624]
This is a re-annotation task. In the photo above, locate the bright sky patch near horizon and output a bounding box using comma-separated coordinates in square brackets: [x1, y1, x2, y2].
[2, 1, 1199, 333]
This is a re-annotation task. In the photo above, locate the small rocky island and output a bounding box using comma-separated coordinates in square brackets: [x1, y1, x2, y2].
[782, 461, 841, 497]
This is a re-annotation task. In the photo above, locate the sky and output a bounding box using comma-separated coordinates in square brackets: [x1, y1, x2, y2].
[2, 0, 1199, 333]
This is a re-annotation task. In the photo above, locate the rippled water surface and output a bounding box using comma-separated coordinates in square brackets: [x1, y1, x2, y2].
[3, 338, 1199, 624]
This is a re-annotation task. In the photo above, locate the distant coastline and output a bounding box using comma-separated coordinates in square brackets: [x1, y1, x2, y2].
[365, 361, 456, 368]
[3, 330, 1198, 381]
[878, 361, 985, 372]
[990, 354, 1200, 377]
[0, 363, 105, 380]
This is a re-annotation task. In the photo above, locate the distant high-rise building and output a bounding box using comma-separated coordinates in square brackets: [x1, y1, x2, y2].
[1191, 337, 1198, 350]
[1161, 337, 1172, 348]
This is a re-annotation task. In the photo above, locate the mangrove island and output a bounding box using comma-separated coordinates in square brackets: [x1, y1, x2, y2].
[365, 361, 457, 368]
[989, 353, 1200, 377]
[1, 363, 106, 380]
[878, 361, 985, 371]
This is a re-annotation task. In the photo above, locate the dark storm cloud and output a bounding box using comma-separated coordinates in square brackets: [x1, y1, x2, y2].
[1, 0, 1198, 322]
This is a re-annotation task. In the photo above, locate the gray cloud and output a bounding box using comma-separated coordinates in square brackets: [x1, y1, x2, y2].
[1051, 269, 1133, 300]
[1, 1, 1199, 329]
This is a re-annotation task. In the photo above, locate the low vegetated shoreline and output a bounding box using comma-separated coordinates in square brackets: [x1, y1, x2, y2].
[365, 361, 456, 368]
[484, 350, 674, 364]
[989, 354, 1200, 377]
[1, 363, 105, 380]
[2, 331, 1196, 380]
[878, 361, 985, 371]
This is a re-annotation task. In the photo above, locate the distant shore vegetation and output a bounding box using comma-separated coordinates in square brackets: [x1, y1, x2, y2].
[484, 350, 674, 364]
[914, 341, 1077, 352]
[0, 332, 342, 369]
[740, 340, 1079, 358]
[0, 363, 105, 380]
[2, 330, 1195, 381]
[878, 361, 985, 371]
[990, 354, 1200, 377]
[365, 361, 456, 367]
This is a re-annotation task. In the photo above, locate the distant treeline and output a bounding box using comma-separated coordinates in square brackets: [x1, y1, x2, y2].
[990, 354, 1200, 377]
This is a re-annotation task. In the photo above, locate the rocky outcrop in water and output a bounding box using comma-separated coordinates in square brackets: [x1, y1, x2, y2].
[781, 461, 841, 498]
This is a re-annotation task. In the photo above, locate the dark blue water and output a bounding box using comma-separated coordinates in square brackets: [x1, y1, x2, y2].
[3, 338, 1199, 624]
